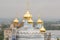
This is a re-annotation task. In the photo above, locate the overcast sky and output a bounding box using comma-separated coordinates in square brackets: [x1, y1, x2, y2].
[0, 0, 60, 20]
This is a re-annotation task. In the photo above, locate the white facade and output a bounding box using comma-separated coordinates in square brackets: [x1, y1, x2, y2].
[16, 18, 45, 40]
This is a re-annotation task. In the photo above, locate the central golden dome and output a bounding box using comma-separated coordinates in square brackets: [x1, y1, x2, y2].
[24, 10, 32, 19]
[13, 18, 19, 23]
[28, 18, 33, 24]
[40, 26, 46, 33]
[37, 17, 43, 24]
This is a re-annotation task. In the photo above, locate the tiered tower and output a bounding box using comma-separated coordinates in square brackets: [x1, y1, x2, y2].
[23, 0, 33, 30]
[23, 11, 32, 30]
[28, 18, 33, 30]
[13, 18, 19, 27]
[10, 18, 19, 40]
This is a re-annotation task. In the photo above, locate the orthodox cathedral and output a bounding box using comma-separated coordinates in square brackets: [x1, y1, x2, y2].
[4, 0, 48, 40]
[4, 9, 46, 40]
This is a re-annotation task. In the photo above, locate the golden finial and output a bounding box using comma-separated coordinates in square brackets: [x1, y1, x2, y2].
[15, 11, 19, 18]
[37, 16, 43, 24]
[26, 0, 30, 10]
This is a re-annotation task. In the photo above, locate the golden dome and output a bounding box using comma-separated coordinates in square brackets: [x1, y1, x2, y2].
[37, 17, 43, 24]
[28, 18, 33, 24]
[13, 18, 19, 23]
[40, 26, 46, 33]
[24, 10, 32, 19]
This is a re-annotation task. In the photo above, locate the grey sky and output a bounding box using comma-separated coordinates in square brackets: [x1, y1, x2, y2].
[0, 0, 60, 20]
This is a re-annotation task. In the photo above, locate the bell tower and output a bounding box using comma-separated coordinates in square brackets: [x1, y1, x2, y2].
[23, 0, 32, 30]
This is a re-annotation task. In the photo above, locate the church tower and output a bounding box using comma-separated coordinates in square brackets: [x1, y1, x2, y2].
[23, 0, 32, 29]
[13, 18, 19, 27]
[10, 12, 19, 40]
[23, 0, 32, 20]
[23, 11, 32, 28]
[28, 18, 34, 30]
[36, 17, 43, 29]
[10, 18, 19, 40]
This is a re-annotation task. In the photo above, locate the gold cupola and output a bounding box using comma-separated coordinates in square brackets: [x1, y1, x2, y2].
[40, 26, 46, 33]
[13, 18, 19, 27]
[24, 0, 32, 20]
[28, 18, 33, 24]
[24, 10, 32, 20]
[13, 18, 19, 23]
[37, 17, 43, 24]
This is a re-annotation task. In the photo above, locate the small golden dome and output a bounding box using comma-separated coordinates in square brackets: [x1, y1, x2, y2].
[13, 18, 19, 23]
[40, 26, 46, 33]
[37, 17, 43, 24]
[24, 10, 32, 19]
[28, 18, 33, 24]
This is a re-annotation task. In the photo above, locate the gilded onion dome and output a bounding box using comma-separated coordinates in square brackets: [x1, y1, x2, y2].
[40, 26, 46, 33]
[24, 10, 32, 20]
[37, 17, 43, 24]
[13, 18, 19, 23]
[28, 18, 33, 24]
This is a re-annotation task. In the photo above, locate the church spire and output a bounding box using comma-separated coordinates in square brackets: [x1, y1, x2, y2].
[13, 12, 19, 23]
[26, 0, 30, 10]
[24, 0, 32, 20]
[15, 12, 18, 18]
